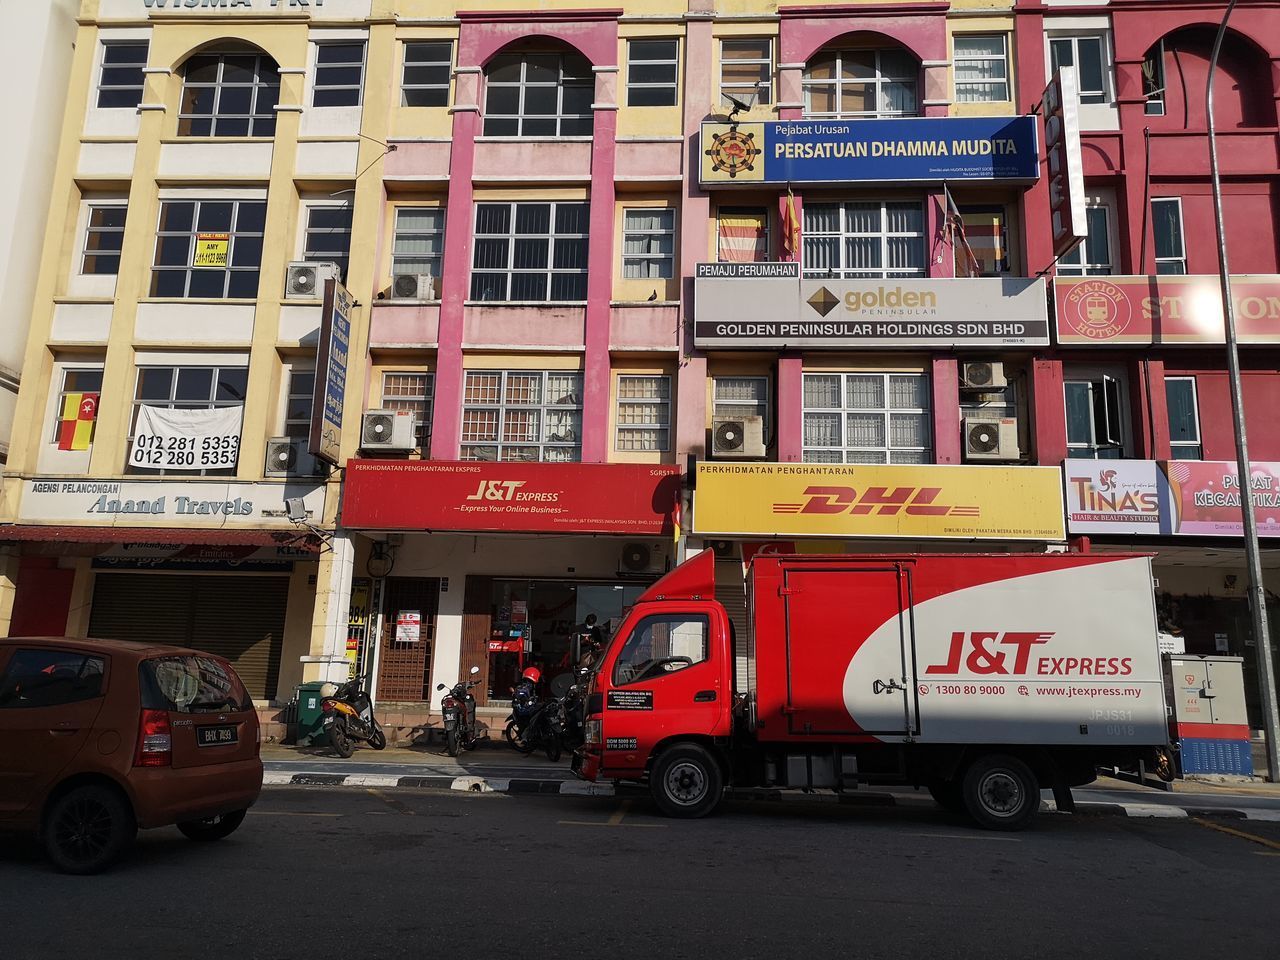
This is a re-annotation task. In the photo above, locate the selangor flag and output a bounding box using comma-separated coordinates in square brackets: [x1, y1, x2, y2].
[58, 393, 99, 451]
[781, 190, 801, 262]
[672, 491, 683, 546]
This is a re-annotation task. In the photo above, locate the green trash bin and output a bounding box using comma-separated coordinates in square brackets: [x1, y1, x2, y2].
[296, 681, 336, 747]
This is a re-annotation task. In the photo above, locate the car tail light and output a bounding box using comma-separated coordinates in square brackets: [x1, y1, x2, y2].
[135, 709, 172, 767]
[585, 719, 602, 745]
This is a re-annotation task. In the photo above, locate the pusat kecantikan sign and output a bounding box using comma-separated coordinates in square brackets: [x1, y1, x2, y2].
[699, 116, 1039, 185]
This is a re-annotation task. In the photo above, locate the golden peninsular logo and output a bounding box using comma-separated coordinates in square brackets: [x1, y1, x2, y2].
[1061, 280, 1133, 341]
[807, 285, 940, 318]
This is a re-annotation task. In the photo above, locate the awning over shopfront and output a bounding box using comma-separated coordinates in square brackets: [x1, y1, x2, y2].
[692, 462, 1064, 541]
[342, 460, 682, 536]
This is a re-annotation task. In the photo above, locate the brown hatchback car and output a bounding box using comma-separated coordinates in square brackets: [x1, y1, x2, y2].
[0, 637, 263, 874]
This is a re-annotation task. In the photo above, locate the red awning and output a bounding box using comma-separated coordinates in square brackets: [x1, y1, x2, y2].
[0, 525, 321, 552]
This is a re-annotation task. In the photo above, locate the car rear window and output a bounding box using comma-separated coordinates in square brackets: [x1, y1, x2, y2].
[140, 656, 252, 713]
[0, 649, 106, 708]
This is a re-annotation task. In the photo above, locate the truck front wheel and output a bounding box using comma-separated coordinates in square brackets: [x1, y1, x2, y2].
[961, 754, 1039, 831]
[650, 744, 724, 819]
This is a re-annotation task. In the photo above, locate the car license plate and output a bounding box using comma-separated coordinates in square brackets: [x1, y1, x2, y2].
[196, 724, 238, 747]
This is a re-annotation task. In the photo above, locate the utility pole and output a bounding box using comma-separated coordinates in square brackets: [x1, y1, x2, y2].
[1206, 0, 1280, 780]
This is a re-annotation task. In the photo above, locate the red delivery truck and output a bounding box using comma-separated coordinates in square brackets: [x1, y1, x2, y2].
[573, 549, 1170, 829]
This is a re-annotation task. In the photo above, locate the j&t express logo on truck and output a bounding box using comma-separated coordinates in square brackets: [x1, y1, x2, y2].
[924, 631, 1134, 677]
[773, 484, 981, 518]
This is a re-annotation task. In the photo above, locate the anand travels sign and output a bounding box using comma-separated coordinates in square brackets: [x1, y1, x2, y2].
[18, 480, 325, 527]
[694, 271, 1049, 348]
[693, 462, 1064, 541]
[699, 116, 1039, 185]
[1055, 275, 1280, 345]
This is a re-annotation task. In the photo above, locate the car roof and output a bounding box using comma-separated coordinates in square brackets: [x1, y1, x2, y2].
[1, 636, 214, 661]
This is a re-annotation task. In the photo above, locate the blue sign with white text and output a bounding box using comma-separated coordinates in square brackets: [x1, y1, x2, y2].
[700, 116, 1039, 185]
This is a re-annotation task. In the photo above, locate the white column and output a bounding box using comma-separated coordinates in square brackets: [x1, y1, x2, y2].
[301, 527, 357, 684]
[428, 572, 465, 710]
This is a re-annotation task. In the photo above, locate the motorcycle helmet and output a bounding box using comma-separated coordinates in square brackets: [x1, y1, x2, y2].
[521, 667, 541, 684]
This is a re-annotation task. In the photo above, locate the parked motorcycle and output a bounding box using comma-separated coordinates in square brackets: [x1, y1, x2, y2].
[504, 667, 563, 762]
[437, 666, 482, 757]
[322, 677, 387, 758]
[557, 666, 590, 752]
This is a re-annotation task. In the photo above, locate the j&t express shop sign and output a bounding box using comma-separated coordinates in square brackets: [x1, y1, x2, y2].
[699, 116, 1039, 185]
[693, 463, 1064, 541]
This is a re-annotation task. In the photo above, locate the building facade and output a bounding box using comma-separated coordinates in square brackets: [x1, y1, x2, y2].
[2, 0, 1278, 739]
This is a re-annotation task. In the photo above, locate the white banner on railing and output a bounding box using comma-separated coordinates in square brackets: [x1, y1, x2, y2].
[130, 405, 243, 471]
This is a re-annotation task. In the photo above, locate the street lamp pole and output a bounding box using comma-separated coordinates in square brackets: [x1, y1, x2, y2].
[1206, 0, 1280, 780]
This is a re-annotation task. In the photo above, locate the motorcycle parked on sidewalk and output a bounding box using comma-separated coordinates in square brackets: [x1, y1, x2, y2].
[438, 666, 482, 757]
[556, 666, 590, 752]
[322, 677, 387, 758]
[504, 667, 563, 762]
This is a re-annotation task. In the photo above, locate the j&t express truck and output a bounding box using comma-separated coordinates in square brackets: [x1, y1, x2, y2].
[573, 550, 1169, 829]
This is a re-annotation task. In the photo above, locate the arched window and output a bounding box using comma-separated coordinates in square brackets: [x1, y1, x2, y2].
[178, 47, 281, 137]
[803, 47, 919, 119]
[1141, 28, 1276, 129]
[483, 49, 594, 137]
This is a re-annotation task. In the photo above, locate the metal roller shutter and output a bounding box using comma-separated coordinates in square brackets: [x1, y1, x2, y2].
[714, 558, 749, 691]
[88, 573, 289, 700]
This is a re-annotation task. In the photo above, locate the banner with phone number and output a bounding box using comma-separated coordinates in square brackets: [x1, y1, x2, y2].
[129, 405, 242, 470]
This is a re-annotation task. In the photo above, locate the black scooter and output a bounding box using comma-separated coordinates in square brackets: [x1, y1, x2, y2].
[437, 666, 482, 757]
[322, 678, 387, 758]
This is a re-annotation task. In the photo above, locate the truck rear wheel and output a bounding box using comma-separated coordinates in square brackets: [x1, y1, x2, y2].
[961, 754, 1039, 831]
[650, 744, 723, 819]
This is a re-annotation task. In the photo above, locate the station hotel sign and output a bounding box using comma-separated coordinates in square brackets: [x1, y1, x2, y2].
[694, 263, 1049, 348]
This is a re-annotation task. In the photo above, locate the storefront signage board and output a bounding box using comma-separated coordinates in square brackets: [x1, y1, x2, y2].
[694, 273, 1049, 348]
[129, 405, 243, 472]
[1063, 459, 1280, 538]
[1055, 275, 1280, 345]
[310, 278, 353, 466]
[18, 479, 325, 527]
[693, 462, 1064, 541]
[1042, 69, 1088, 259]
[699, 116, 1038, 185]
[91, 542, 312, 571]
[342, 461, 682, 535]
[123, 0, 365, 14]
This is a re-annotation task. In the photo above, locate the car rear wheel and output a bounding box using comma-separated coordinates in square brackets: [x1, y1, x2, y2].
[961, 754, 1039, 831]
[177, 809, 247, 842]
[44, 784, 136, 875]
[328, 718, 354, 758]
[650, 744, 724, 819]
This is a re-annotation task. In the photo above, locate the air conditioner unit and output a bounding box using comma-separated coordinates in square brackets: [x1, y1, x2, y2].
[711, 416, 766, 459]
[391, 273, 436, 301]
[360, 409, 417, 451]
[620, 542, 663, 576]
[964, 417, 1020, 462]
[264, 437, 322, 478]
[960, 361, 1008, 391]
[285, 261, 339, 300]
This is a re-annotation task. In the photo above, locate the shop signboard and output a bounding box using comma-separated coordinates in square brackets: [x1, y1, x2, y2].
[129, 405, 242, 472]
[1042, 69, 1088, 259]
[342, 461, 682, 535]
[693, 462, 1064, 541]
[1063, 459, 1162, 535]
[694, 273, 1049, 348]
[1054, 275, 1280, 345]
[698, 116, 1038, 185]
[310, 278, 353, 466]
[1163, 459, 1280, 537]
[90, 542, 313, 571]
[17, 479, 325, 527]
[125, 0, 363, 14]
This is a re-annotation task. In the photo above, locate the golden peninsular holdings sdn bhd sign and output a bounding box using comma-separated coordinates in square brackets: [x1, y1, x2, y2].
[693, 463, 1065, 541]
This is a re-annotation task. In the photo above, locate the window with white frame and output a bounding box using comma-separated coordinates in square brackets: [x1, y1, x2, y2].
[391, 208, 445, 278]
[713, 377, 769, 434]
[382, 371, 434, 448]
[1049, 36, 1108, 105]
[470, 201, 589, 302]
[628, 39, 679, 107]
[1165, 377, 1202, 460]
[98, 41, 148, 109]
[803, 373, 932, 464]
[622, 209, 675, 279]
[303, 205, 354, 281]
[283, 367, 314, 442]
[402, 41, 452, 107]
[717, 207, 769, 263]
[1152, 197, 1187, 275]
[81, 205, 128, 276]
[150, 199, 267, 299]
[482, 51, 593, 137]
[720, 38, 772, 107]
[616, 376, 671, 452]
[313, 42, 366, 107]
[1143, 40, 1166, 116]
[803, 201, 926, 278]
[1064, 376, 1126, 459]
[953, 35, 1009, 103]
[49, 368, 105, 444]
[803, 48, 918, 118]
[1056, 206, 1113, 276]
[178, 48, 280, 137]
[461, 370, 583, 462]
[128, 364, 249, 475]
